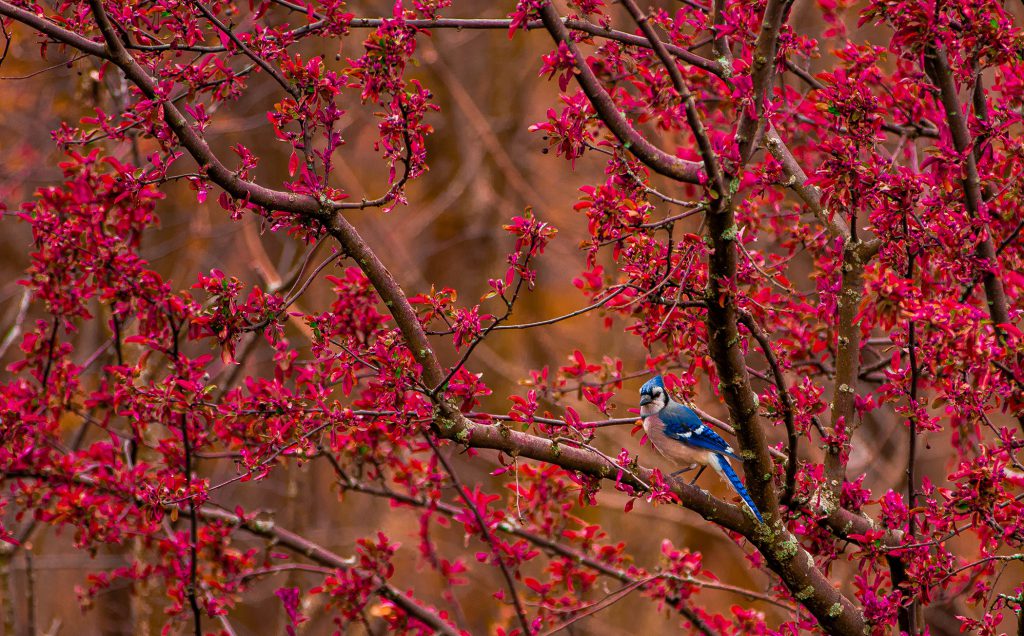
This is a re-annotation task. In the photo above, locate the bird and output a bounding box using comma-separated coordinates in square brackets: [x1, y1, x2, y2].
[639, 375, 764, 523]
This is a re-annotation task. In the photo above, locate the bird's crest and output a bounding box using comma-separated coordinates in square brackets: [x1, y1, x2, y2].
[639, 375, 666, 396]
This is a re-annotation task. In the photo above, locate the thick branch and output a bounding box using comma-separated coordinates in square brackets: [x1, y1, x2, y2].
[924, 46, 1011, 331]
[440, 418, 864, 636]
[763, 125, 880, 511]
[702, 180, 775, 525]
[822, 241, 869, 499]
[0, 1, 107, 56]
[734, 0, 789, 164]
[698, 123, 866, 635]
[764, 125, 851, 243]
[924, 45, 1023, 441]
[324, 213, 444, 386]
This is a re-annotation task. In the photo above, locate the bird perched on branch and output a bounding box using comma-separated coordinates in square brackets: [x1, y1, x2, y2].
[639, 375, 763, 523]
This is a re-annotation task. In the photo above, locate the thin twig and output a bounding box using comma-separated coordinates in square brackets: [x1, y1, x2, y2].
[190, 1, 294, 95]
[551, 437, 650, 490]
[422, 433, 533, 635]
[539, 577, 653, 635]
[738, 310, 799, 505]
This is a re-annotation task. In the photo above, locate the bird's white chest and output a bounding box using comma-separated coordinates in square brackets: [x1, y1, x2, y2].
[643, 415, 714, 467]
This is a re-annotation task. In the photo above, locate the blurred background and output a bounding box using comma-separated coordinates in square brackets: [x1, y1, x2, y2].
[1, 0, 1020, 633]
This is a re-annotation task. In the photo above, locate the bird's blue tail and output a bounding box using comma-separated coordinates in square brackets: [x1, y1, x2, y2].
[714, 454, 764, 523]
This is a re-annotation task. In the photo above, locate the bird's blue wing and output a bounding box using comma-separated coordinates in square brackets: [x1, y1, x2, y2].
[660, 402, 737, 458]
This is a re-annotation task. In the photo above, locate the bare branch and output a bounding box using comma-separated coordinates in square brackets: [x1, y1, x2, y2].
[737, 310, 798, 505]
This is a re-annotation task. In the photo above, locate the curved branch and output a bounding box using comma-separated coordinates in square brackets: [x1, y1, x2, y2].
[0, 0, 401, 215]
[324, 212, 444, 385]
[538, 2, 705, 184]
[81, 0, 329, 213]
[0, 2, 107, 56]
[444, 416, 864, 633]
[620, 0, 725, 194]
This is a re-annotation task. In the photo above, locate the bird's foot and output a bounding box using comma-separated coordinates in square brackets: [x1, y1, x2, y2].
[688, 466, 707, 485]
[670, 464, 697, 478]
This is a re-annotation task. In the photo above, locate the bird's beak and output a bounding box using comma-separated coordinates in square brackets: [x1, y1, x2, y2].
[639, 395, 652, 406]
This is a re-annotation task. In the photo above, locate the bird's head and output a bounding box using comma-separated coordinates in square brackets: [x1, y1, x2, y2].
[639, 375, 668, 412]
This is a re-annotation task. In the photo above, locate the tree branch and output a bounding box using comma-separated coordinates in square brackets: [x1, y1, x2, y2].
[4, 470, 460, 635]
[620, 0, 725, 194]
[538, 2, 705, 184]
[331, 469, 771, 632]
[211, 507, 460, 635]
[737, 310, 799, 506]
[125, 10, 727, 78]
[924, 46, 1011, 333]
[734, 0, 789, 164]
[189, 0, 296, 98]
[764, 125, 851, 243]
[0, 0, 401, 214]
[820, 239, 870, 504]
[422, 433, 532, 635]
[924, 45, 1022, 442]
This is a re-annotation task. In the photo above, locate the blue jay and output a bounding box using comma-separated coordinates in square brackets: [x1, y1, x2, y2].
[639, 376, 764, 523]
